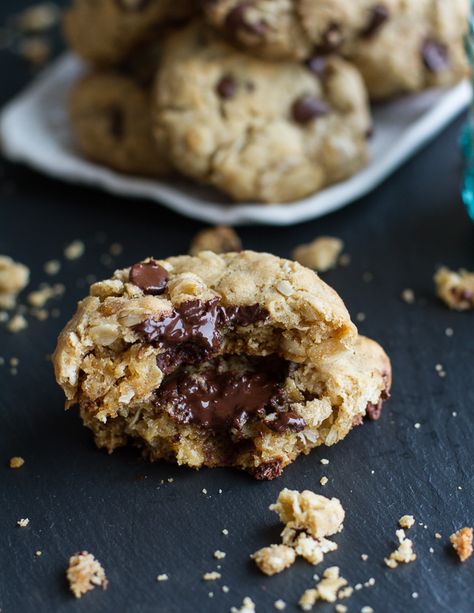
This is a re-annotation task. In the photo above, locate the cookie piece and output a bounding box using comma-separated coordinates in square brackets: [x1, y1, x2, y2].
[346, 0, 469, 99]
[202, 0, 400, 61]
[64, 0, 195, 66]
[153, 22, 371, 203]
[53, 251, 391, 479]
[69, 71, 171, 177]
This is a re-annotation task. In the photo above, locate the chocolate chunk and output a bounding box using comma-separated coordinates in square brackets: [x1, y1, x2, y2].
[265, 411, 306, 433]
[108, 107, 124, 140]
[253, 460, 283, 480]
[314, 23, 342, 54]
[422, 40, 449, 73]
[134, 299, 269, 373]
[306, 56, 328, 77]
[116, 0, 150, 11]
[292, 95, 330, 124]
[216, 75, 237, 99]
[154, 355, 289, 431]
[225, 2, 267, 36]
[129, 260, 168, 295]
[361, 4, 390, 38]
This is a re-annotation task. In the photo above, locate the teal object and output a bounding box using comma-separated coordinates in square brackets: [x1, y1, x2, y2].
[462, 4, 474, 221]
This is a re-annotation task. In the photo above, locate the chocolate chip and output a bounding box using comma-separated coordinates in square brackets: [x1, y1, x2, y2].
[129, 260, 168, 295]
[292, 95, 330, 124]
[253, 459, 283, 480]
[306, 56, 328, 77]
[108, 107, 124, 140]
[314, 23, 342, 54]
[361, 4, 390, 38]
[225, 2, 267, 36]
[216, 75, 237, 99]
[422, 40, 449, 73]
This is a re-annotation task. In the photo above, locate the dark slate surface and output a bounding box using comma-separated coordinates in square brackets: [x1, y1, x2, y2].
[1, 2, 473, 612]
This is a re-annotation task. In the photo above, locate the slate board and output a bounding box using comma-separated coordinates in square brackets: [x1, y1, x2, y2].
[1, 2, 474, 611]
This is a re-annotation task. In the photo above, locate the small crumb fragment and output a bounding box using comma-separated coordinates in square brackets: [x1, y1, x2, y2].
[109, 243, 123, 256]
[435, 532, 442, 539]
[28, 283, 64, 307]
[434, 267, 474, 311]
[0, 255, 30, 309]
[189, 226, 242, 256]
[7, 313, 28, 332]
[356, 312, 366, 322]
[361, 554, 368, 561]
[9, 456, 25, 469]
[66, 551, 108, 598]
[35, 550, 42, 557]
[292, 237, 344, 272]
[361, 608, 374, 613]
[202, 488, 208, 495]
[320, 476, 328, 486]
[17, 518, 29, 527]
[252, 544, 296, 576]
[335, 606, 347, 613]
[44, 260, 61, 275]
[384, 529, 416, 568]
[222, 585, 229, 593]
[222, 529, 229, 535]
[64, 240, 85, 260]
[214, 550, 226, 560]
[231, 597, 256, 613]
[19, 37, 51, 65]
[156, 574, 168, 582]
[450, 527, 473, 562]
[299, 566, 349, 608]
[401, 288, 415, 304]
[320, 459, 329, 465]
[339, 254, 351, 267]
[414, 423, 421, 430]
[15, 3, 60, 32]
[445, 327, 453, 337]
[274, 600, 286, 610]
[399, 515, 415, 529]
[412, 592, 419, 599]
[203, 571, 221, 581]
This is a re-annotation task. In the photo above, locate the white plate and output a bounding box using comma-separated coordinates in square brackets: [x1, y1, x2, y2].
[0, 54, 470, 226]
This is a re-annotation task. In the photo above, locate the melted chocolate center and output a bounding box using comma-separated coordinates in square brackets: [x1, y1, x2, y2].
[154, 355, 305, 433]
[134, 299, 268, 373]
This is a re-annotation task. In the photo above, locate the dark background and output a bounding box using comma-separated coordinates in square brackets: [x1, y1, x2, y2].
[1, 2, 473, 612]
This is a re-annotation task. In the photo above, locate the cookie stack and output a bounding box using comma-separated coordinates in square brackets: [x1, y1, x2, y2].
[65, 0, 469, 203]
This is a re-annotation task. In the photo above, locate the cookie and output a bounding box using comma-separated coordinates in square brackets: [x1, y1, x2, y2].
[346, 0, 469, 99]
[53, 251, 391, 479]
[153, 22, 371, 203]
[63, 0, 195, 66]
[69, 70, 171, 177]
[202, 0, 469, 99]
[202, 0, 400, 61]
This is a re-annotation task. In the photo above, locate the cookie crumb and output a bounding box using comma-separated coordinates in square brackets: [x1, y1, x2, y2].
[28, 283, 64, 307]
[414, 423, 421, 429]
[252, 544, 296, 576]
[15, 3, 60, 32]
[19, 36, 51, 65]
[384, 529, 416, 568]
[231, 596, 256, 613]
[361, 607, 374, 613]
[450, 527, 473, 562]
[214, 550, 226, 560]
[222, 529, 229, 535]
[338, 254, 351, 267]
[156, 574, 168, 582]
[320, 459, 329, 465]
[35, 550, 42, 557]
[203, 571, 221, 581]
[356, 312, 366, 322]
[299, 566, 349, 608]
[292, 237, 344, 272]
[9, 456, 25, 468]
[399, 515, 415, 529]
[17, 518, 29, 527]
[0, 255, 30, 309]
[222, 585, 230, 593]
[335, 606, 347, 613]
[64, 240, 85, 260]
[361, 553, 368, 561]
[189, 226, 242, 256]
[445, 327, 454, 337]
[412, 592, 419, 599]
[320, 476, 328, 486]
[44, 260, 61, 275]
[274, 599, 286, 610]
[401, 288, 415, 304]
[66, 551, 108, 598]
[435, 532, 442, 539]
[7, 313, 28, 333]
[434, 267, 474, 311]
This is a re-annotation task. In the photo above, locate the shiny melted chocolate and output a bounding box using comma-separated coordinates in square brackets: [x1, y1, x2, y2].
[154, 356, 306, 434]
[134, 299, 268, 373]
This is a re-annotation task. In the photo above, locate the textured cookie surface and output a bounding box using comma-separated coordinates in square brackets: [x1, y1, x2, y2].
[153, 22, 371, 203]
[64, 0, 195, 66]
[53, 252, 391, 478]
[69, 70, 171, 177]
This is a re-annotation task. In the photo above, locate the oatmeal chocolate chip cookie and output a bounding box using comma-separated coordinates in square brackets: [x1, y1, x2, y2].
[53, 251, 391, 479]
[63, 0, 195, 66]
[153, 22, 371, 203]
[202, 0, 399, 61]
[69, 71, 171, 177]
[346, 0, 469, 99]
